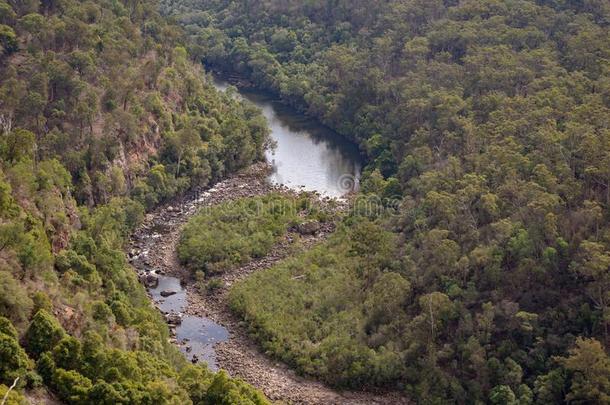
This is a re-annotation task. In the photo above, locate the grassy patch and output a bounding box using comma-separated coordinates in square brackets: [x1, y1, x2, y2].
[178, 193, 326, 275]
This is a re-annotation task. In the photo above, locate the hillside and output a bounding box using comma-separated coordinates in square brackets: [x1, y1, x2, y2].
[163, 0, 610, 403]
[0, 0, 269, 403]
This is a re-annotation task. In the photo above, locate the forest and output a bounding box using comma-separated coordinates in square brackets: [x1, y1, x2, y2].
[0, 0, 269, 403]
[162, 0, 610, 403]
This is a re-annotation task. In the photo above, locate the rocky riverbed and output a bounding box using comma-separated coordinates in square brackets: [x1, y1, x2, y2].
[128, 163, 407, 404]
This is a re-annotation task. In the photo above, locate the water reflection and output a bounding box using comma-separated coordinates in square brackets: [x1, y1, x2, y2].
[149, 274, 228, 370]
[211, 74, 363, 197]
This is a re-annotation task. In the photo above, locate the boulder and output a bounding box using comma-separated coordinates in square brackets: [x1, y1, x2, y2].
[140, 273, 159, 288]
[166, 313, 182, 325]
[296, 220, 321, 235]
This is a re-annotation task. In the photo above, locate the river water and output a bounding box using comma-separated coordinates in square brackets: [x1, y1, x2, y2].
[212, 75, 363, 197]
[149, 275, 229, 368]
[142, 74, 363, 372]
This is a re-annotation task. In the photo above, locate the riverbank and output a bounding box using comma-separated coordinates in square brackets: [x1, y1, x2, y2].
[128, 163, 407, 404]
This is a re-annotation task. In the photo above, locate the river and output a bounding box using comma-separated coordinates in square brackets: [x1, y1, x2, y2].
[212, 75, 363, 197]
[136, 74, 364, 374]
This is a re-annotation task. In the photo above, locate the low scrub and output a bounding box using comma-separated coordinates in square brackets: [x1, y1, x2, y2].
[178, 194, 325, 275]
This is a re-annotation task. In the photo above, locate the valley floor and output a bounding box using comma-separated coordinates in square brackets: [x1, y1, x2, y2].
[129, 164, 408, 404]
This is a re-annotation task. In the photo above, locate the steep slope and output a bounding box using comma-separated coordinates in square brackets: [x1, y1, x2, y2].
[0, 0, 269, 403]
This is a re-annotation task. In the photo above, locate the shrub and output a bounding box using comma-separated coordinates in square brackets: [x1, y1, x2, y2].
[52, 336, 82, 371]
[0, 383, 26, 405]
[91, 301, 114, 324]
[206, 278, 224, 293]
[0, 271, 33, 325]
[178, 194, 314, 275]
[36, 352, 56, 382]
[489, 385, 517, 404]
[109, 300, 132, 326]
[206, 371, 268, 405]
[52, 368, 92, 404]
[55, 250, 96, 278]
[0, 316, 17, 338]
[0, 24, 17, 55]
[0, 330, 31, 385]
[88, 380, 127, 403]
[178, 365, 213, 404]
[31, 292, 53, 316]
[24, 310, 65, 358]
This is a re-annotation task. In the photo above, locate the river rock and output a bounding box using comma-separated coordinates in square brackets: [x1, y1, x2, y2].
[140, 273, 159, 288]
[166, 313, 182, 325]
[160, 290, 177, 297]
[296, 220, 321, 235]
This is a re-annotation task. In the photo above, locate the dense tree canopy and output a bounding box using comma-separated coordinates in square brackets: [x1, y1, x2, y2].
[163, 0, 610, 402]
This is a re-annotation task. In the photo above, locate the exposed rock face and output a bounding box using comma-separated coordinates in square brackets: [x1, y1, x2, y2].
[296, 220, 321, 235]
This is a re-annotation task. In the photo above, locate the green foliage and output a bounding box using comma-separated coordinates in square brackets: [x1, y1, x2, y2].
[229, 218, 403, 388]
[0, 271, 33, 325]
[0, 2, 16, 25]
[178, 194, 313, 274]
[0, 129, 35, 162]
[0, 384, 26, 405]
[0, 1, 272, 401]
[24, 310, 65, 358]
[52, 336, 82, 371]
[109, 300, 132, 326]
[206, 371, 268, 405]
[559, 338, 610, 404]
[56, 249, 97, 281]
[0, 24, 17, 56]
[0, 324, 31, 385]
[35, 352, 56, 383]
[164, 0, 610, 401]
[489, 385, 517, 404]
[1, 0, 268, 210]
[52, 368, 93, 404]
[31, 292, 53, 316]
[0, 316, 17, 338]
[88, 381, 127, 404]
[178, 365, 213, 403]
[30, 328, 270, 404]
